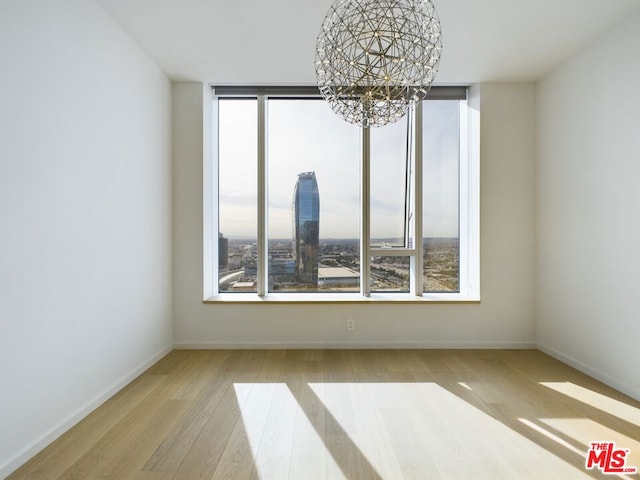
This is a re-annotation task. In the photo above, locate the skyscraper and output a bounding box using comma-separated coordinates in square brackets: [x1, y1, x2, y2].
[293, 171, 320, 284]
[218, 232, 228, 268]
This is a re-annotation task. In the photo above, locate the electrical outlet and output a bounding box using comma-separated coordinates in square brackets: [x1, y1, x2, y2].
[346, 318, 355, 331]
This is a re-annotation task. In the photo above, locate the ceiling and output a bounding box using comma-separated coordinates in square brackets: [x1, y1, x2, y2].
[97, 0, 640, 84]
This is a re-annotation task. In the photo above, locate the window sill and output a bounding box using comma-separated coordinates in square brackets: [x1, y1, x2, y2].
[203, 292, 480, 304]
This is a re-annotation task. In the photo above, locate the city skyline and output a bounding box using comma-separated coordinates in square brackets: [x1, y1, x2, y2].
[219, 236, 460, 293]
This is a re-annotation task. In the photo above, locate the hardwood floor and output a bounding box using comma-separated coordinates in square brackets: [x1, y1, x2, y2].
[9, 350, 640, 479]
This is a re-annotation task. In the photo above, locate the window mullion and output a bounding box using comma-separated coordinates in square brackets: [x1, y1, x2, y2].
[257, 95, 268, 296]
[411, 102, 424, 296]
[361, 126, 371, 297]
[207, 95, 218, 297]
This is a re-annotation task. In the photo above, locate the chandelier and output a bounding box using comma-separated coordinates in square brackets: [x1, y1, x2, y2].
[315, 0, 442, 128]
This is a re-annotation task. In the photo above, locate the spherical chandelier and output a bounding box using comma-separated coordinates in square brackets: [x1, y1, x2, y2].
[315, 0, 443, 128]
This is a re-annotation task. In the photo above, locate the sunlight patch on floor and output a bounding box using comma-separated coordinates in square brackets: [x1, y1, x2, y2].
[229, 381, 629, 479]
[518, 418, 586, 457]
[540, 382, 640, 427]
[308, 382, 586, 479]
[232, 383, 345, 480]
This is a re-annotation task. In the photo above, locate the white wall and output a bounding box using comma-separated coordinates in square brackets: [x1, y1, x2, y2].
[537, 15, 640, 400]
[0, 0, 173, 476]
[173, 82, 537, 349]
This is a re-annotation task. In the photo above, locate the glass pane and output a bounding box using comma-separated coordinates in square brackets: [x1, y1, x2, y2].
[371, 256, 410, 292]
[370, 116, 412, 248]
[218, 99, 258, 293]
[268, 99, 360, 293]
[423, 100, 460, 292]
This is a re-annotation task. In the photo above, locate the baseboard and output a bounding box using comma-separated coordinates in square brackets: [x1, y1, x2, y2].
[174, 340, 537, 350]
[0, 344, 173, 479]
[537, 343, 640, 402]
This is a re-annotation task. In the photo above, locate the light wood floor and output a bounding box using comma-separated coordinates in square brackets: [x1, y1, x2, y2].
[9, 350, 640, 479]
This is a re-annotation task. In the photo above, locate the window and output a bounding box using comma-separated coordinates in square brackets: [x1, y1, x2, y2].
[207, 86, 479, 301]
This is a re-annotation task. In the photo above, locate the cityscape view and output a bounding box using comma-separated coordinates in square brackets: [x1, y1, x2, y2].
[217, 98, 461, 294]
[218, 236, 459, 293]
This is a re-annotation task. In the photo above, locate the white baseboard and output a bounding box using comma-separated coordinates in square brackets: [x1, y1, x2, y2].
[0, 344, 173, 479]
[174, 340, 537, 350]
[537, 343, 640, 402]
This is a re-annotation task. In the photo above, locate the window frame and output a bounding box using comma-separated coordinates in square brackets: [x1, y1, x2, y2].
[204, 86, 480, 303]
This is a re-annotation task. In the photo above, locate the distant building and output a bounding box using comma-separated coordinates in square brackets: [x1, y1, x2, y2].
[230, 281, 255, 291]
[218, 232, 229, 268]
[268, 256, 296, 290]
[242, 244, 296, 286]
[318, 267, 359, 287]
[293, 171, 320, 284]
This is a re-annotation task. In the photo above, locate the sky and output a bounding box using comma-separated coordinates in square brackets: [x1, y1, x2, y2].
[218, 98, 459, 240]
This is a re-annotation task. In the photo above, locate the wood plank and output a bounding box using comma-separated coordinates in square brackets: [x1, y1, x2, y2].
[379, 407, 439, 479]
[324, 433, 365, 480]
[171, 382, 245, 480]
[288, 358, 327, 480]
[141, 350, 245, 472]
[210, 382, 272, 480]
[170, 351, 267, 480]
[96, 399, 190, 479]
